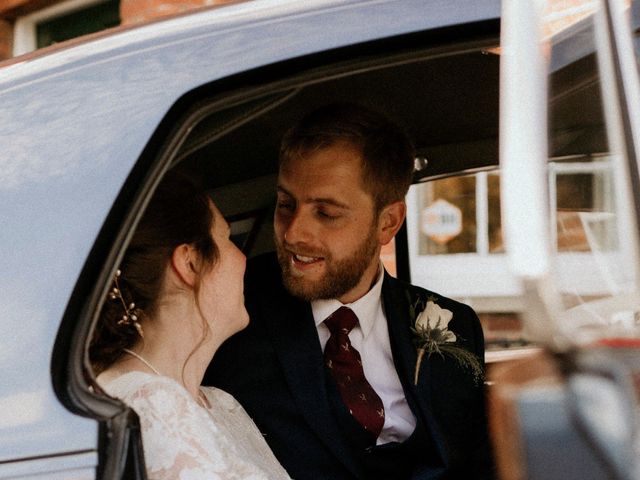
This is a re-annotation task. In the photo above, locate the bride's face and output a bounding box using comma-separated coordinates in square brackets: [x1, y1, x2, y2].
[197, 202, 249, 340]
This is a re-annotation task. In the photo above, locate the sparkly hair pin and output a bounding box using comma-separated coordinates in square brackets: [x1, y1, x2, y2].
[109, 269, 144, 338]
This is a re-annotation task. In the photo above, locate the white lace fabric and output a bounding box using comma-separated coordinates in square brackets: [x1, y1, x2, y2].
[100, 371, 290, 480]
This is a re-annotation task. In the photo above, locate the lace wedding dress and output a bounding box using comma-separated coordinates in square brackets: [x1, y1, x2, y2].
[100, 371, 290, 480]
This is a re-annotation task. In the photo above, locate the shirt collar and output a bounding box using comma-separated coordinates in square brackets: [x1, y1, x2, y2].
[312, 263, 385, 339]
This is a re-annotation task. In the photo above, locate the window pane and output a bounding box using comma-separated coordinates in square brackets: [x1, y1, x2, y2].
[488, 173, 504, 253]
[555, 167, 617, 252]
[36, 0, 120, 49]
[417, 176, 476, 255]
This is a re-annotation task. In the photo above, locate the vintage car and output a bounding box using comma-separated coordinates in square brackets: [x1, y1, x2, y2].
[1, 0, 640, 478]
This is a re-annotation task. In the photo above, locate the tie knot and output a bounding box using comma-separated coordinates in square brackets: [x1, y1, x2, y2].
[325, 306, 358, 335]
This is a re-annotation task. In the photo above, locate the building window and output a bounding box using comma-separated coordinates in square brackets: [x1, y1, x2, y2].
[13, 0, 120, 56]
[417, 175, 477, 255]
[551, 157, 617, 253]
[415, 171, 501, 256]
[412, 155, 614, 258]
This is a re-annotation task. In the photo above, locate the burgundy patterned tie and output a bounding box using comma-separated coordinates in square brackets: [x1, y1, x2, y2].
[324, 306, 385, 439]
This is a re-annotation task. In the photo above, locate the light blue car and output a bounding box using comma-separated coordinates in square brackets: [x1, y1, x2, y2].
[1, 0, 640, 478]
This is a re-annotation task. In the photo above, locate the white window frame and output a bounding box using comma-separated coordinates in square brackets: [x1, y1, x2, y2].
[13, 0, 111, 56]
[548, 155, 614, 252]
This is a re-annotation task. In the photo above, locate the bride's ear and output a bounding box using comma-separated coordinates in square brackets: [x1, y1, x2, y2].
[171, 244, 198, 287]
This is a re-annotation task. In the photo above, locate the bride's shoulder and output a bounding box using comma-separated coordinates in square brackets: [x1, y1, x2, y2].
[98, 370, 189, 404]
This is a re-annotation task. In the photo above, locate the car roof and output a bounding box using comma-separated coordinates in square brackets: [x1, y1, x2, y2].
[0, 0, 500, 86]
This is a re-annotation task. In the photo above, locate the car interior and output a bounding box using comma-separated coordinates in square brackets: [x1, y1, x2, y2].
[173, 39, 503, 263]
[166, 17, 605, 270]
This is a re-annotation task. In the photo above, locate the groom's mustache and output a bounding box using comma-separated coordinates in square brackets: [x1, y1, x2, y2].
[278, 241, 328, 260]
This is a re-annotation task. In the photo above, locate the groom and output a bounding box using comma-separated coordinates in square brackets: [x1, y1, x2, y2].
[205, 103, 494, 479]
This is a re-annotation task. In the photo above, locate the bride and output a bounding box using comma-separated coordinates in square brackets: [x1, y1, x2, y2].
[90, 171, 290, 479]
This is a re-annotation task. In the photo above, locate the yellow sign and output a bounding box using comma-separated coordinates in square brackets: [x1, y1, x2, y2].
[421, 199, 462, 245]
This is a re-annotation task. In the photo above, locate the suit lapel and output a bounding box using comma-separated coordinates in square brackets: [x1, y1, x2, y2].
[381, 273, 419, 390]
[382, 273, 448, 465]
[262, 287, 362, 477]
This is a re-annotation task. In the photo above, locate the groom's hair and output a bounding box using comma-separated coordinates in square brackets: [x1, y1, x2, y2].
[279, 102, 415, 213]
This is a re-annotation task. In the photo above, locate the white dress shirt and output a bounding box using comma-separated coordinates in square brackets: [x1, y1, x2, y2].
[312, 265, 417, 445]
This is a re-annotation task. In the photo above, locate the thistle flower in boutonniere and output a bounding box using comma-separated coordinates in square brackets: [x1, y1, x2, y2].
[409, 294, 483, 385]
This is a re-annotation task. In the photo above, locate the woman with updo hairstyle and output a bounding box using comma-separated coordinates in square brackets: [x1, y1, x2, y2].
[91, 171, 290, 480]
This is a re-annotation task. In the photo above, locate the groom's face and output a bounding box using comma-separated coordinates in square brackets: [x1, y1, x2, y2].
[274, 141, 382, 304]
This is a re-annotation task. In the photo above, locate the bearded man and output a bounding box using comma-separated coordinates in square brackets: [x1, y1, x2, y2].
[205, 103, 494, 479]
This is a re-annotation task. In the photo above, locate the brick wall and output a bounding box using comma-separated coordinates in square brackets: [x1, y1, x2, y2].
[0, 0, 242, 60]
[120, 0, 238, 25]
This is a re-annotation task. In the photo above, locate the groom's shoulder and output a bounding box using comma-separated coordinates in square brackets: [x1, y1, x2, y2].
[386, 274, 477, 318]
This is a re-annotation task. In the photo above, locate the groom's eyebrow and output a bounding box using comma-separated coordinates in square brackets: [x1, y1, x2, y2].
[311, 197, 349, 210]
[277, 186, 349, 210]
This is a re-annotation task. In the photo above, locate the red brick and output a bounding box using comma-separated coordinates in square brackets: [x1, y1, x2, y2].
[0, 18, 12, 60]
[0, 0, 60, 19]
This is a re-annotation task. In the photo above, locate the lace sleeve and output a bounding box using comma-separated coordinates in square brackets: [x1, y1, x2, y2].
[110, 374, 271, 480]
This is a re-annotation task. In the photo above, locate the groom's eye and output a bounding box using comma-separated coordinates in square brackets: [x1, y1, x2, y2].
[317, 208, 340, 220]
[276, 201, 295, 213]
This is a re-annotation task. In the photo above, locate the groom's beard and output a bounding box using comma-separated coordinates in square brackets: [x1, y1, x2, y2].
[275, 226, 379, 302]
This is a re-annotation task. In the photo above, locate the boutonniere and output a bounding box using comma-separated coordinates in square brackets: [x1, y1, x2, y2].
[409, 293, 483, 385]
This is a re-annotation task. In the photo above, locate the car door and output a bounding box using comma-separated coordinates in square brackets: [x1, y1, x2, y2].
[490, 1, 640, 479]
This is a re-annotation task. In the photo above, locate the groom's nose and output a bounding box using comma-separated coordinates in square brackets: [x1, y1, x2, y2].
[282, 209, 315, 245]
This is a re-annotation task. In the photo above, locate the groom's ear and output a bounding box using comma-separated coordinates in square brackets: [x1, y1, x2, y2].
[377, 201, 406, 246]
[171, 244, 198, 287]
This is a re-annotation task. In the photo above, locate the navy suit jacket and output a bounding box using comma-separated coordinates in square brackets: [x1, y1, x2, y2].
[204, 253, 494, 479]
